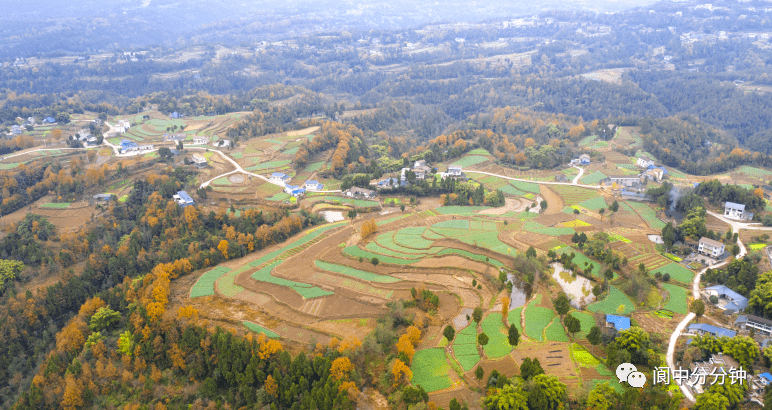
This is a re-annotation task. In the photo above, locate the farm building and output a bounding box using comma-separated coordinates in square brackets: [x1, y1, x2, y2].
[440, 165, 464, 180]
[642, 168, 664, 182]
[579, 154, 591, 165]
[637, 157, 654, 168]
[620, 189, 648, 201]
[269, 172, 291, 184]
[169, 112, 180, 118]
[283, 185, 306, 197]
[605, 315, 631, 331]
[704, 285, 748, 312]
[214, 139, 232, 148]
[10, 125, 21, 135]
[762, 185, 772, 199]
[345, 187, 375, 198]
[686, 353, 742, 396]
[304, 180, 323, 191]
[173, 191, 195, 208]
[191, 136, 209, 145]
[164, 133, 186, 142]
[735, 315, 772, 336]
[92, 194, 112, 201]
[377, 177, 405, 189]
[87, 137, 99, 146]
[687, 323, 736, 338]
[607, 175, 641, 188]
[698, 237, 725, 258]
[191, 153, 207, 166]
[724, 202, 753, 221]
[43, 117, 56, 124]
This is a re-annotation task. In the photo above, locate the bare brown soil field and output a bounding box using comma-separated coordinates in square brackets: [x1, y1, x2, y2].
[510, 340, 583, 392]
[540, 185, 564, 215]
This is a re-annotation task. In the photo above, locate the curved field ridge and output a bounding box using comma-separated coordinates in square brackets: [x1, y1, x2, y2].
[251, 261, 333, 299]
[524, 296, 554, 341]
[411, 348, 453, 392]
[343, 246, 421, 265]
[545, 317, 569, 342]
[242, 321, 280, 338]
[191, 266, 231, 298]
[314, 261, 401, 283]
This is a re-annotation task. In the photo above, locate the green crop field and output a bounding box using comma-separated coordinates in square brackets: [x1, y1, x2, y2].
[580, 171, 608, 185]
[650, 262, 694, 284]
[191, 266, 231, 298]
[394, 228, 434, 249]
[283, 147, 300, 155]
[315, 261, 400, 283]
[750, 243, 767, 251]
[524, 296, 554, 341]
[243, 321, 280, 338]
[212, 176, 232, 186]
[507, 307, 523, 333]
[451, 155, 489, 168]
[571, 311, 596, 339]
[661, 283, 688, 314]
[246, 160, 292, 171]
[545, 317, 569, 342]
[304, 161, 325, 172]
[266, 192, 290, 201]
[571, 343, 600, 367]
[626, 201, 666, 229]
[587, 286, 635, 315]
[481, 313, 513, 358]
[436, 248, 508, 267]
[251, 261, 333, 299]
[550, 186, 599, 205]
[433, 220, 470, 229]
[434, 206, 491, 215]
[736, 165, 772, 178]
[411, 348, 453, 393]
[453, 325, 481, 371]
[468, 148, 492, 155]
[343, 246, 420, 265]
[522, 221, 575, 237]
[40, 202, 70, 209]
[577, 196, 608, 210]
[510, 180, 541, 194]
[579, 135, 598, 146]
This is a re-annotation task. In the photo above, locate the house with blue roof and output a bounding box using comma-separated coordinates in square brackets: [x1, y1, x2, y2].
[43, 117, 56, 124]
[759, 373, 772, 385]
[290, 187, 306, 197]
[687, 323, 736, 338]
[120, 139, 137, 148]
[169, 112, 180, 118]
[605, 315, 631, 331]
[269, 173, 291, 184]
[704, 285, 748, 312]
[304, 180, 323, 191]
[377, 177, 405, 189]
[173, 191, 194, 208]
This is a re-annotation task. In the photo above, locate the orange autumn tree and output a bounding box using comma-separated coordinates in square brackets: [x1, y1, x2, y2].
[217, 239, 229, 259]
[501, 296, 510, 324]
[360, 219, 377, 240]
[392, 359, 413, 385]
[397, 326, 421, 363]
[330, 357, 354, 381]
